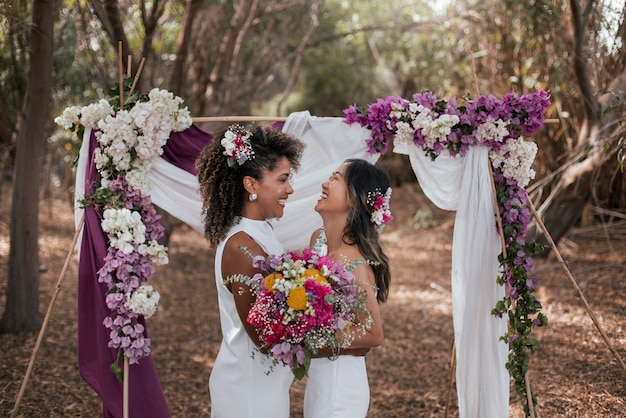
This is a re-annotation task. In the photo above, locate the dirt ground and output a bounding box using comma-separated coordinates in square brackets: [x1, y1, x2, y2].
[1, 181, 625, 417]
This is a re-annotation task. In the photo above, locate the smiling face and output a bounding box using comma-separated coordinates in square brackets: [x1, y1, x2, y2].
[243, 156, 294, 220]
[315, 162, 350, 218]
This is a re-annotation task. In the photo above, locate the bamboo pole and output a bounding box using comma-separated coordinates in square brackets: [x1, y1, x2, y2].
[118, 42, 124, 111]
[444, 342, 456, 418]
[190, 116, 559, 124]
[129, 57, 146, 96]
[191, 116, 288, 123]
[528, 200, 626, 375]
[488, 163, 508, 259]
[10, 215, 85, 418]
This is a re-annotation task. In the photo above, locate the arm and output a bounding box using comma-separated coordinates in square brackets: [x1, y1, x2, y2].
[311, 259, 383, 358]
[346, 263, 384, 349]
[221, 232, 267, 350]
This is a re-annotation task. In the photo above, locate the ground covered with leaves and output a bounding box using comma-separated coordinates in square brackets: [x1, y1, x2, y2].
[1, 182, 625, 417]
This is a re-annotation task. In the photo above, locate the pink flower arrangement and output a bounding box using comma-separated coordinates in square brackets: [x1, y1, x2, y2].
[344, 90, 551, 414]
[226, 247, 372, 380]
[343, 90, 550, 158]
[93, 176, 167, 368]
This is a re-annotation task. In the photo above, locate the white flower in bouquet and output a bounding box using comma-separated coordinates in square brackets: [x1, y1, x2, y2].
[389, 102, 408, 120]
[409, 102, 426, 114]
[96, 111, 137, 174]
[131, 101, 172, 155]
[80, 99, 116, 129]
[125, 285, 161, 318]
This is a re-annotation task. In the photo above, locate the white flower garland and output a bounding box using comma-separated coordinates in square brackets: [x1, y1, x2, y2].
[56, 87, 192, 366]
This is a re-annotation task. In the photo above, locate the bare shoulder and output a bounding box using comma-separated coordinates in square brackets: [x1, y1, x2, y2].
[224, 231, 262, 255]
[332, 246, 374, 284]
[309, 228, 323, 247]
[222, 232, 264, 277]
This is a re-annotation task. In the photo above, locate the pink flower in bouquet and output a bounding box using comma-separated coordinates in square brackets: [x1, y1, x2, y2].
[227, 247, 372, 380]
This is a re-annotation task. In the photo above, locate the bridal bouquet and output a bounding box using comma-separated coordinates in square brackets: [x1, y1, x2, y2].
[226, 247, 373, 380]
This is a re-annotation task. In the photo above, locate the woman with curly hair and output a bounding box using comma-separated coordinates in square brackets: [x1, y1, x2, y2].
[305, 158, 392, 418]
[196, 124, 304, 418]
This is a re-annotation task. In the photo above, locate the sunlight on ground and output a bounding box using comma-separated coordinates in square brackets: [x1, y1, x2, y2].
[544, 301, 626, 345]
[0, 237, 8, 255]
[191, 353, 215, 368]
[390, 284, 453, 315]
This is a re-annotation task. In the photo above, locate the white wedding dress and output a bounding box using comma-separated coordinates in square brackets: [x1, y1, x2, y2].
[304, 230, 370, 418]
[209, 217, 293, 418]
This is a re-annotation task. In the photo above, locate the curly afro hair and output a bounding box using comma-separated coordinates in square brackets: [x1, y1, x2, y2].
[195, 125, 304, 246]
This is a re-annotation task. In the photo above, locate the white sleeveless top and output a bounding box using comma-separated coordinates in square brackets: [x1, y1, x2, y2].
[304, 229, 370, 418]
[209, 217, 293, 418]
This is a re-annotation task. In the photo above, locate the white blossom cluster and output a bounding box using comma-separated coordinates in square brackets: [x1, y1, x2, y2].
[101, 208, 147, 254]
[389, 103, 460, 150]
[55, 88, 192, 193]
[490, 137, 538, 187]
[145, 88, 193, 132]
[100, 207, 168, 265]
[54, 99, 115, 131]
[417, 113, 459, 148]
[137, 240, 169, 266]
[393, 121, 415, 147]
[94, 88, 192, 191]
[474, 117, 510, 143]
[124, 285, 161, 318]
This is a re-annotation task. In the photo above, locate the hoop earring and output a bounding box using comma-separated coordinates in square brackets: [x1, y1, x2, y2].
[249, 193, 258, 202]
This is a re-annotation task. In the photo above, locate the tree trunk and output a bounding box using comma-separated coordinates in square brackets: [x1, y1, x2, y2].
[0, 0, 57, 333]
[534, 71, 626, 253]
[531, 0, 625, 253]
[168, 0, 204, 96]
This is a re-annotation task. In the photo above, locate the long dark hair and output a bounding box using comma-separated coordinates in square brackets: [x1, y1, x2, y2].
[195, 125, 304, 246]
[342, 158, 392, 302]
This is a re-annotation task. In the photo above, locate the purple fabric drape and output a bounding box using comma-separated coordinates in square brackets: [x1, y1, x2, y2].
[77, 125, 211, 417]
[161, 123, 212, 174]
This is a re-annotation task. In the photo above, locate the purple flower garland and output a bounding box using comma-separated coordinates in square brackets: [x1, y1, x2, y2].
[344, 90, 550, 417]
[87, 176, 165, 374]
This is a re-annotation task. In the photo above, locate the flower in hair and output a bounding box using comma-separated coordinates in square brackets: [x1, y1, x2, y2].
[221, 124, 255, 167]
[368, 187, 393, 228]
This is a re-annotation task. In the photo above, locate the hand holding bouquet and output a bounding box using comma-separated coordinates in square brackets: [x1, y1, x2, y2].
[225, 247, 373, 380]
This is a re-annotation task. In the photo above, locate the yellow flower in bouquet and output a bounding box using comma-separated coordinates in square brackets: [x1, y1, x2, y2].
[264, 273, 281, 291]
[286, 286, 308, 311]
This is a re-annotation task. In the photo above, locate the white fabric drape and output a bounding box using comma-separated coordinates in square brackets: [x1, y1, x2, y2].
[74, 111, 508, 417]
[396, 141, 508, 417]
[74, 127, 91, 252]
[144, 159, 205, 234]
[272, 111, 379, 250]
